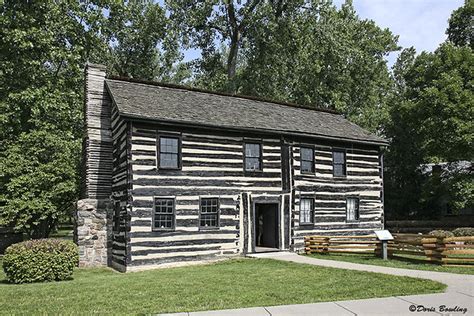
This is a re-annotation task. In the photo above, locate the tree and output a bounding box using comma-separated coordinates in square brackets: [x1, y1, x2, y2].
[383, 48, 425, 219]
[0, 0, 108, 237]
[105, 1, 183, 81]
[385, 1, 474, 219]
[0, 0, 179, 237]
[167, 0, 299, 92]
[446, 0, 473, 49]
[169, 0, 398, 132]
[240, 0, 398, 132]
[403, 44, 473, 162]
[385, 43, 473, 218]
[1, 131, 79, 238]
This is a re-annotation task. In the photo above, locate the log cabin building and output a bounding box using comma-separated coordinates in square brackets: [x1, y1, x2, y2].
[76, 64, 388, 272]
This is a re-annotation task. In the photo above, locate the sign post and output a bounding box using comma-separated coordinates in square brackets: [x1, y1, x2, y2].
[374, 230, 394, 260]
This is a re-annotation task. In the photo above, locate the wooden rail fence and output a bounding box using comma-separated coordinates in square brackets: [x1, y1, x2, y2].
[304, 234, 474, 267]
[441, 236, 474, 267]
[304, 235, 379, 255]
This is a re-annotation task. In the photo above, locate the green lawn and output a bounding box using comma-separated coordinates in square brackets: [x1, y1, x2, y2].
[306, 253, 474, 275]
[0, 258, 445, 315]
[49, 227, 74, 240]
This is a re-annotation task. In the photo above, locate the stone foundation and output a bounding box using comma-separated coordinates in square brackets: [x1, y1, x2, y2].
[75, 198, 112, 267]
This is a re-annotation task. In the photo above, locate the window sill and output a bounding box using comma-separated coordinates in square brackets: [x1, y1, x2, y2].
[158, 167, 182, 171]
[152, 228, 175, 232]
[199, 227, 220, 231]
[244, 170, 264, 176]
[299, 223, 314, 227]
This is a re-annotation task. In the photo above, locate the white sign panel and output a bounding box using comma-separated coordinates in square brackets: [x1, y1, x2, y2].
[374, 230, 394, 241]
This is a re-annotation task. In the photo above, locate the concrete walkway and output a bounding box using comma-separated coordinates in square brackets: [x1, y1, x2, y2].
[162, 252, 474, 316]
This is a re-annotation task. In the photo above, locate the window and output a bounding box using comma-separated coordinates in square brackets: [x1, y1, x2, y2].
[300, 198, 314, 225]
[200, 198, 219, 228]
[300, 147, 315, 173]
[333, 150, 346, 177]
[244, 143, 262, 171]
[159, 136, 180, 169]
[153, 198, 175, 230]
[346, 198, 360, 221]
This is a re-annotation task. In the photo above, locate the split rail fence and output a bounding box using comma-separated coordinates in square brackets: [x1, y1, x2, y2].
[304, 234, 474, 267]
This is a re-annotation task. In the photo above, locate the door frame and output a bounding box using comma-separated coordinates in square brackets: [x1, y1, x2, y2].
[252, 199, 281, 252]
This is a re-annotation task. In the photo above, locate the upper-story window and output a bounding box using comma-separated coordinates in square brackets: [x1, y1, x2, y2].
[244, 143, 262, 172]
[300, 147, 315, 174]
[158, 136, 180, 169]
[332, 150, 346, 177]
[346, 197, 360, 221]
[200, 198, 219, 228]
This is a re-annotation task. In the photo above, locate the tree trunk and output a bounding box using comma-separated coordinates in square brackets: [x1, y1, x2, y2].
[227, 30, 240, 92]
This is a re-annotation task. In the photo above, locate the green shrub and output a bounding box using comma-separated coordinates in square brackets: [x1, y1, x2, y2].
[3, 238, 78, 284]
[452, 227, 474, 237]
[428, 230, 454, 238]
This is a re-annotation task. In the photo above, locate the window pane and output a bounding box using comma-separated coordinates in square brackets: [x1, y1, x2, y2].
[301, 147, 314, 173]
[244, 143, 262, 171]
[300, 198, 313, 224]
[245, 157, 261, 171]
[160, 153, 178, 168]
[245, 143, 260, 157]
[301, 161, 313, 173]
[346, 198, 359, 221]
[200, 198, 219, 227]
[333, 164, 344, 176]
[159, 137, 179, 168]
[200, 214, 218, 227]
[154, 199, 175, 229]
[333, 151, 345, 163]
[301, 147, 313, 161]
[160, 137, 178, 153]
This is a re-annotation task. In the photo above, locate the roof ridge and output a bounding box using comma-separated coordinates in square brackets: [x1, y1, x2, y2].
[106, 76, 340, 115]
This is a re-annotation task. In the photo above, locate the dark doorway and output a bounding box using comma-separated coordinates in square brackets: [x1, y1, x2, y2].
[255, 203, 279, 252]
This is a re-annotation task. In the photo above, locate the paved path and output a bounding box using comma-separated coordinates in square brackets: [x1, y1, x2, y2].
[162, 252, 474, 316]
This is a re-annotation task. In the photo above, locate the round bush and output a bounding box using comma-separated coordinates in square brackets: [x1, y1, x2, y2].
[3, 238, 79, 284]
[428, 230, 454, 238]
[452, 227, 474, 237]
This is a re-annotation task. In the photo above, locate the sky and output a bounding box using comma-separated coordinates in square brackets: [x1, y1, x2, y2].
[183, 0, 464, 67]
[335, 0, 465, 66]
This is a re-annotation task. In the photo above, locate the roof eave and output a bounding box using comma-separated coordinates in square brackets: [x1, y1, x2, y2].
[119, 112, 389, 147]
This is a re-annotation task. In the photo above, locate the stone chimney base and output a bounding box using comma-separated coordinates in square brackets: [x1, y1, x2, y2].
[75, 199, 112, 267]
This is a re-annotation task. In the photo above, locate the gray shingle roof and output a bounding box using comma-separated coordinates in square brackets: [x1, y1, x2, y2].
[105, 78, 387, 145]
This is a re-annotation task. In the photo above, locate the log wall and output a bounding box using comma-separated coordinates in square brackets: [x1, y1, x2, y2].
[109, 103, 130, 271]
[118, 122, 383, 268]
[126, 123, 286, 270]
[291, 143, 384, 251]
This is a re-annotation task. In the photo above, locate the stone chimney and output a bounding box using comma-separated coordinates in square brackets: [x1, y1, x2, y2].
[75, 63, 113, 267]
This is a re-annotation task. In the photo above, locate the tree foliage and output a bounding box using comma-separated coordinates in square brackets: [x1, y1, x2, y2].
[0, 1, 100, 237]
[0, 0, 180, 237]
[240, 0, 398, 132]
[446, 0, 473, 49]
[105, 1, 184, 81]
[168, 0, 398, 132]
[384, 0, 473, 219]
[385, 43, 473, 218]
